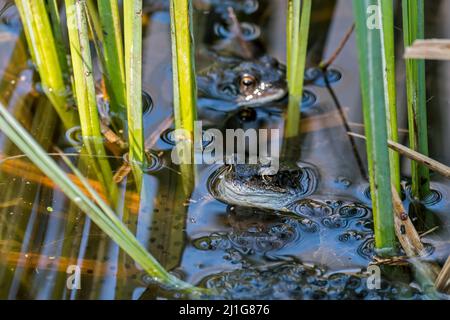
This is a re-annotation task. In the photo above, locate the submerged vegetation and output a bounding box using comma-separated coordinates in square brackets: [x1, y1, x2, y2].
[0, 0, 449, 300]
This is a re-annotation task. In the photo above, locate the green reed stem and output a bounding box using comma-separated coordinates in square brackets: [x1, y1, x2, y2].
[45, 0, 70, 82]
[285, 0, 311, 138]
[86, 0, 103, 42]
[0, 101, 206, 297]
[65, 0, 116, 200]
[124, 0, 145, 169]
[169, 0, 198, 155]
[380, 0, 401, 193]
[353, 0, 396, 255]
[14, 0, 79, 129]
[402, 0, 430, 199]
[97, 0, 127, 118]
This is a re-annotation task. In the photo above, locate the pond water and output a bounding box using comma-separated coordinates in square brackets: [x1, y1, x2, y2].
[0, 0, 449, 300]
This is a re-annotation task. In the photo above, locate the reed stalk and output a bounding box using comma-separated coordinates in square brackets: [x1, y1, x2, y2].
[0, 101, 205, 297]
[353, 0, 396, 255]
[86, 0, 103, 41]
[97, 0, 127, 119]
[285, 0, 311, 138]
[14, 0, 79, 129]
[65, 0, 115, 200]
[124, 0, 146, 188]
[45, 0, 70, 82]
[380, 0, 401, 192]
[402, 0, 430, 200]
[169, 0, 198, 166]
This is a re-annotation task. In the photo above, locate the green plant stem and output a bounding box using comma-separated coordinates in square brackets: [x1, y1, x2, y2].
[353, 0, 396, 255]
[285, 0, 311, 138]
[402, 0, 430, 199]
[45, 0, 70, 81]
[169, 0, 198, 153]
[14, 0, 79, 129]
[65, 0, 116, 200]
[380, 0, 401, 192]
[86, 0, 103, 42]
[97, 0, 127, 118]
[124, 0, 145, 177]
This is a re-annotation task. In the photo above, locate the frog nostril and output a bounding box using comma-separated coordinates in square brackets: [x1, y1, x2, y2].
[221, 84, 237, 96]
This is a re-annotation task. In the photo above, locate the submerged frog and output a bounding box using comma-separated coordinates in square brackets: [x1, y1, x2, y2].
[209, 161, 318, 211]
[147, 0, 259, 16]
[197, 54, 287, 107]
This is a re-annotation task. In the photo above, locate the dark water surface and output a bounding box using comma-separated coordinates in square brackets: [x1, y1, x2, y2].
[0, 0, 449, 300]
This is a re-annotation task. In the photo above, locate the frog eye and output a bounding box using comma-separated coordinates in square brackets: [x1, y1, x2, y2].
[240, 74, 256, 89]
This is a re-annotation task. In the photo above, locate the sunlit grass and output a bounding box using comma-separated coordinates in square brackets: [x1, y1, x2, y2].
[97, 0, 126, 119]
[14, 0, 79, 129]
[169, 0, 198, 160]
[124, 0, 146, 189]
[0, 100, 206, 297]
[65, 0, 116, 200]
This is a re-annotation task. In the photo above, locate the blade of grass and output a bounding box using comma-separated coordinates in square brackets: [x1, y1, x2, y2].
[97, 0, 127, 119]
[380, 0, 401, 192]
[353, 0, 396, 255]
[124, 0, 145, 188]
[285, 0, 311, 138]
[85, 0, 103, 42]
[402, 0, 430, 199]
[45, 0, 70, 82]
[169, 0, 198, 166]
[0, 101, 206, 297]
[14, 0, 79, 129]
[65, 0, 116, 200]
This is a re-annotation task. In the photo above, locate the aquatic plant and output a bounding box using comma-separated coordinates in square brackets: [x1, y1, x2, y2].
[65, 0, 116, 200]
[97, 0, 127, 120]
[352, 0, 396, 254]
[402, 0, 430, 200]
[14, 0, 79, 129]
[0, 100, 205, 297]
[380, 0, 401, 192]
[124, 0, 146, 169]
[169, 0, 198, 163]
[285, 0, 311, 138]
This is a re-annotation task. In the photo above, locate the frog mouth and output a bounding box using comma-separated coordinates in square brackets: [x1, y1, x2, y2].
[237, 88, 287, 106]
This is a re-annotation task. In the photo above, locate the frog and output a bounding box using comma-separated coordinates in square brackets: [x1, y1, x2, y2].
[197, 54, 287, 107]
[146, 0, 259, 16]
[209, 161, 318, 211]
